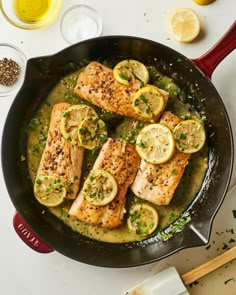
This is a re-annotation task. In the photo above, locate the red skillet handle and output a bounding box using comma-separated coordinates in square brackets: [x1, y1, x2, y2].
[13, 212, 53, 253]
[192, 21, 236, 79]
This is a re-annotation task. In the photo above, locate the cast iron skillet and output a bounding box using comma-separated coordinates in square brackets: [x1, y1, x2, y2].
[2, 22, 235, 267]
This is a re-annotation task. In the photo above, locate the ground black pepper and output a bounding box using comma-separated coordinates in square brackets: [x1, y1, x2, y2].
[0, 58, 20, 86]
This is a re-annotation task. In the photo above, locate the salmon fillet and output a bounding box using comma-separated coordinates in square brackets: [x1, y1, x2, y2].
[69, 138, 140, 229]
[74, 61, 168, 122]
[131, 111, 190, 205]
[36, 103, 84, 199]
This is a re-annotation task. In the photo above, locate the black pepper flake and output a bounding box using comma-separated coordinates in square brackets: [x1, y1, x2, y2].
[0, 58, 20, 86]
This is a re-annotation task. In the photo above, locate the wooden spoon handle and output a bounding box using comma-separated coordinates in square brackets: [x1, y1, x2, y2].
[181, 246, 236, 286]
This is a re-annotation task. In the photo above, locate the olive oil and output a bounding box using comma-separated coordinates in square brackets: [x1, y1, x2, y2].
[13, 0, 52, 23]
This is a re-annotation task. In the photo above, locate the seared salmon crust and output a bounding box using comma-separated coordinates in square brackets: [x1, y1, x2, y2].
[74, 61, 168, 122]
[36, 103, 84, 199]
[69, 138, 140, 229]
[131, 111, 190, 205]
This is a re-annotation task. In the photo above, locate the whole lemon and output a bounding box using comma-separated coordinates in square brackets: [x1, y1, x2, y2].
[193, 0, 215, 5]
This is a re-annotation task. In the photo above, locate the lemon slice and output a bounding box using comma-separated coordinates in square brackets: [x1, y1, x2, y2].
[34, 175, 66, 207]
[127, 203, 159, 236]
[193, 0, 214, 5]
[133, 85, 165, 120]
[136, 124, 175, 164]
[113, 59, 149, 85]
[60, 104, 98, 145]
[78, 117, 107, 150]
[173, 119, 206, 153]
[168, 8, 201, 42]
[82, 170, 118, 206]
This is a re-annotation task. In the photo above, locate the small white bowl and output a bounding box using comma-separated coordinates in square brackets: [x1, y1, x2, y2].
[0, 44, 27, 97]
[60, 5, 103, 44]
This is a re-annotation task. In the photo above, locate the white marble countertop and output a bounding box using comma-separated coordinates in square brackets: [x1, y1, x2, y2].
[0, 1, 235, 294]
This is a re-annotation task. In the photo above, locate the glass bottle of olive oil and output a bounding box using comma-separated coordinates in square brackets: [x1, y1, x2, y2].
[13, 0, 52, 23]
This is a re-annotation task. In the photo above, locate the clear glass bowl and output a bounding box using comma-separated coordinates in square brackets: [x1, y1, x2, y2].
[0, 44, 27, 97]
[60, 5, 103, 44]
[0, 0, 62, 30]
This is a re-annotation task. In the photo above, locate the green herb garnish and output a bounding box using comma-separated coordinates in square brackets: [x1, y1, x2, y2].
[119, 73, 130, 81]
[27, 118, 41, 132]
[232, 210, 236, 219]
[63, 111, 71, 117]
[206, 244, 211, 250]
[36, 179, 42, 185]
[224, 278, 235, 285]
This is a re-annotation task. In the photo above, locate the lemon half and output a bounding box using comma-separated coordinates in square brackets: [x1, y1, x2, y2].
[168, 8, 201, 42]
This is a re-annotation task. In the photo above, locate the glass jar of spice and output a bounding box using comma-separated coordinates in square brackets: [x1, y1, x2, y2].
[0, 44, 27, 97]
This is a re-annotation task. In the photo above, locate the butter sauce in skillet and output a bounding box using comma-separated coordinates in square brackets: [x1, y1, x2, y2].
[26, 62, 208, 243]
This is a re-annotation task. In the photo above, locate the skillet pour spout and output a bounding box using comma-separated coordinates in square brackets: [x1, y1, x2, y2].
[2, 22, 235, 267]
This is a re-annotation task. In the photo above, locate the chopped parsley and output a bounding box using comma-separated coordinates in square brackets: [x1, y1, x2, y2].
[181, 114, 192, 120]
[36, 179, 42, 185]
[63, 111, 71, 117]
[119, 73, 130, 81]
[224, 278, 235, 285]
[134, 99, 139, 106]
[136, 140, 147, 148]
[205, 244, 211, 250]
[60, 209, 69, 219]
[232, 209, 236, 219]
[38, 134, 47, 144]
[130, 212, 141, 223]
[222, 243, 230, 250]
[189, 281, 199, 288]
[229, 238, 235, 243]
[32, 145, 40, 154]
[64, 93, 75, 99]
[157, 231, 173, 241]
[201, 115, 207, 122]
[140, 81, 145, 88]
[168, 212, 177, 222]
[27, 118, 41, 132]
[226, 228, 234, 234]
[79, 127, 91, 135]
[157, 212, 191, 241]
[140, 94, 148, 104]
